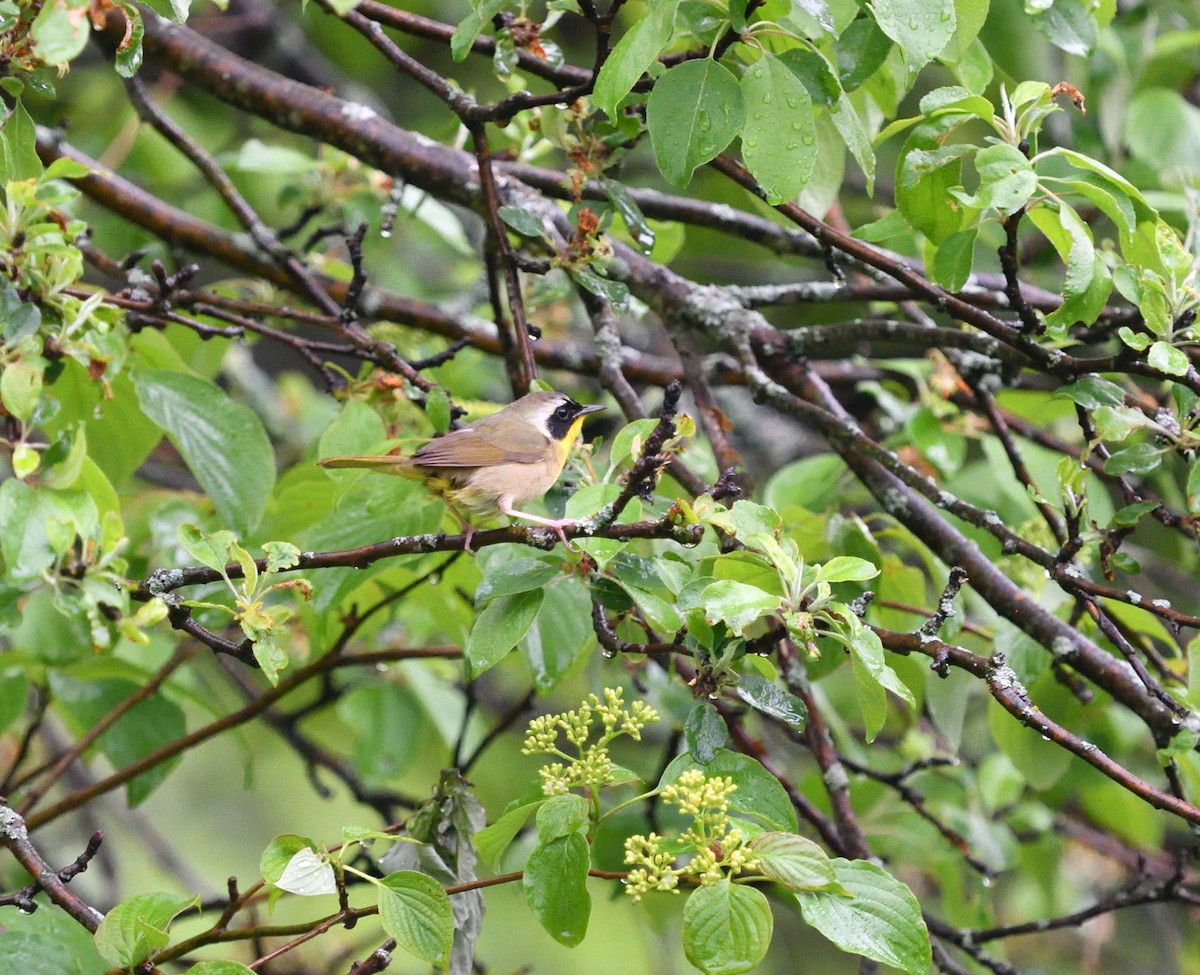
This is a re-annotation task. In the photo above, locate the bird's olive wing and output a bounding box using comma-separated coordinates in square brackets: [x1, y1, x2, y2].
[411, 420, 548, 467]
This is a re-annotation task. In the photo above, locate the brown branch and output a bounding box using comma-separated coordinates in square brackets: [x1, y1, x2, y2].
[132, 516, 701, 604]
[0, 803, 105, 931]
[985, 656, 1200, 826]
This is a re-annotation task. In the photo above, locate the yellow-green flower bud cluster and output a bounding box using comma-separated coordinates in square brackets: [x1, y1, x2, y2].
[623, 769, 761, 901]
[623, 832, 680, 901]
[522, 688, 660, 796]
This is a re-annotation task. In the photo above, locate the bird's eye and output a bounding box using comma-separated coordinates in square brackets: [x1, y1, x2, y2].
[555, 405, 571, 419]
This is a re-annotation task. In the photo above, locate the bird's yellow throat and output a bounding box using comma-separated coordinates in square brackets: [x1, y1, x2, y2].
[556, 416, 588, 464]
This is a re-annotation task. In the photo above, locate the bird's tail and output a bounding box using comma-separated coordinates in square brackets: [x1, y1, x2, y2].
[317, 454, 421, 478]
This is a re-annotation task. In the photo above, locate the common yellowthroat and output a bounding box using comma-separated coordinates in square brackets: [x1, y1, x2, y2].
[319, 391, 605, 548]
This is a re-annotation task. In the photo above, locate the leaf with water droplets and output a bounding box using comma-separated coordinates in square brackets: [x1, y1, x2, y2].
[792, 0, 836, 34]
[647, 59, 744, 188]
[523, 831, 591, 946]
[739, 53, 816, 204]
[593, 0, 680, 116]
[830, 95, 875, 194]
[798, 859, 932, 975]
[869, 0, 956, 66]
[682, 879, 772, 975]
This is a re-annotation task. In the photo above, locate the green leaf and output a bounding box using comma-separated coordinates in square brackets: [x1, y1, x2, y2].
[700, 580, 778, 636]
[728, 500, 782, 541]
[318, 397, 387, 459]
[450, 0, 505, 61]
[475, 557, 561, 603]
[498, 206, 546, 239]
[158, 0, 191, 21]
[1047, 177, 1134, 244]
[830, 95, 876, 193]
[134, 369, 276, 538]
[941, 0, 991, 63]
[536, 793, 591, 841]
[0, 894, 108, 975]
[1026, 201, 1111, 330]
[949, 35, 993, 92]
[682, 879, 772, 975]
[647, 59, 745, 188]
[50, 671, 186, 805]
[0, 285, 42, 344]
[739, 54, 816, 204]
[833, 16, 893, 92]
[660, 749, 798, 832]
[0, 669, 27, 734]
[592, 0, 680, 116]
[261, 834, 320, 884]
[798, 859, 931, 975]
[1103, 442, 1164, 476]
[896, 137, 973, 245]
[930, 227, 977, 291]
[178, 524, 237, 576]
[815, 556, 880, 584]
[1125, 87, 1200, 175]
[230, 139, 319, 175]
[183, 963, 257, 975]
[465, 589, 543, 676]
[1057, 375, 1126, 410]
[11, 444, 39, 479]
[475, 800, 545, 868]
[30, 0, 91, 67]
[622, 581, 683, 634]
[377, 871, 454, 966]
[421, 385, 451, 435]
[523, 832, 591, 946]
[93, 892, 199, 969]
[907, 406, 966, 476]
[263, 540, 300, 573]
[521, 577, 592, 692]
[0, 95, 42, 182]
[735, 674, 807, 731]
[685, 701, 727, 763]
[0, 355, 45, 425]
[39, 424, 89, 490]
[845, 622, 915, 742]
[608, 418, 663, 470]
[870, 0, 956, 67]
[952, 143, 1037, 215]
[570, 267, 632, 313]
[0, 483, 97, 581]
[1187, 637, 1200, 710]
[749, 832, 841, 892]
[335, 682, 423, 784]
[1112, 499, 1161, 527]
[1147, 341, 1190, 377]
[247, 627, 288, 684]
[301, 474, 440, 614]
[987, 688, 1071, 790]
[793, 0, 835, 33]
[1029, 0, 1097, 56]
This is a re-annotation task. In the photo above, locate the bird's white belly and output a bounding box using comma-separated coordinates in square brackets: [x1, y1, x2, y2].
[459, 460, 563, 510]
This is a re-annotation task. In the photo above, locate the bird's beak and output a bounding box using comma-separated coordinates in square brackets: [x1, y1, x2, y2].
[577, 404, 607, 417]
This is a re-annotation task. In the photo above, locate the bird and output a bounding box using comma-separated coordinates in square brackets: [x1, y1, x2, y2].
[318, 390, 606, 549]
